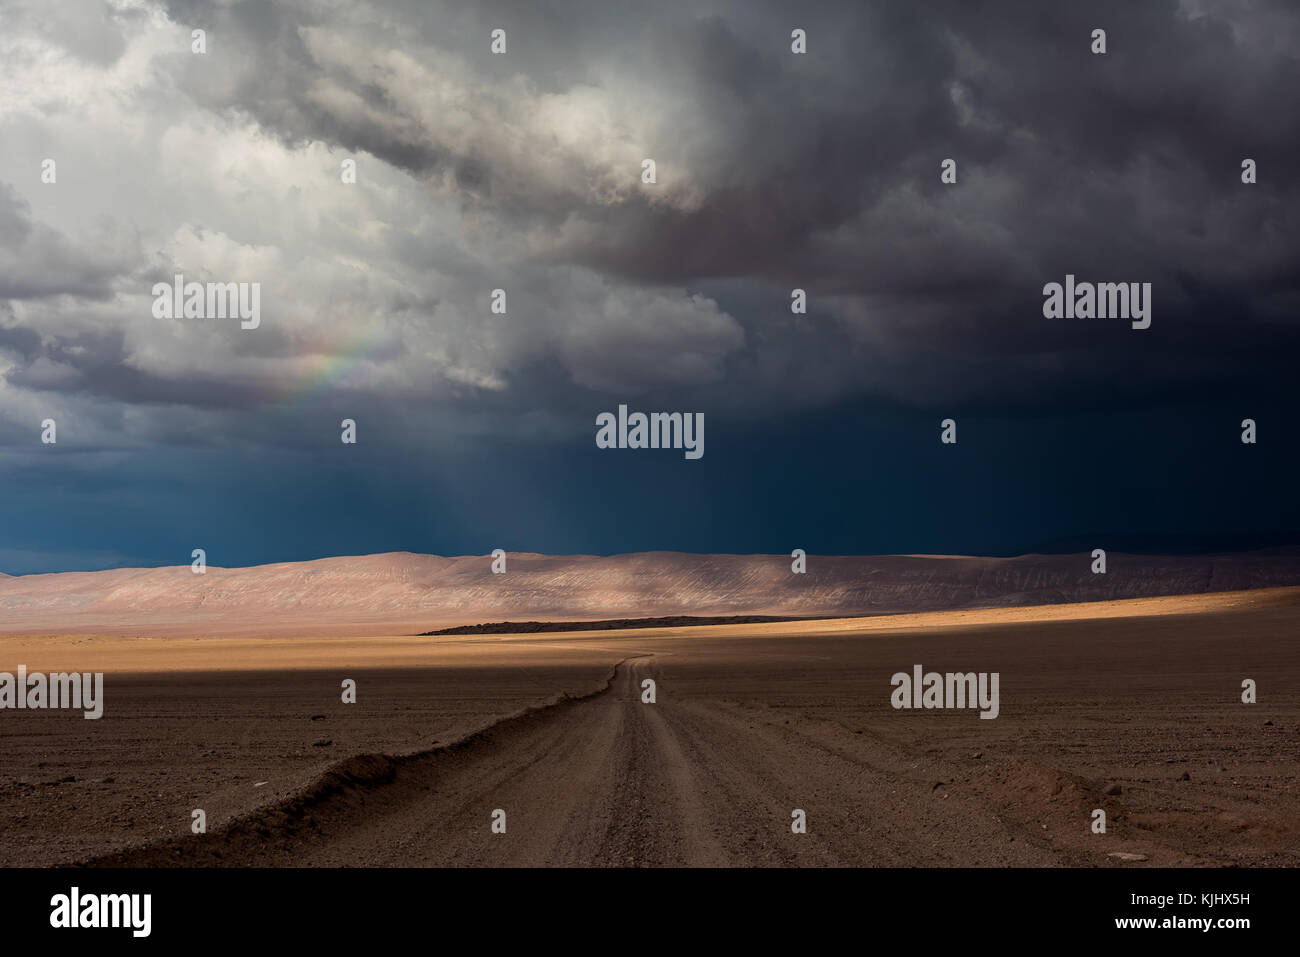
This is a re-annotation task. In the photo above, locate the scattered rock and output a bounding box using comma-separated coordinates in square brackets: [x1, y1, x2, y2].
[1108, 852, 1148, 862]
[312, 739, 333, 748]
[1264, 720, 1274, 727]
[1103, 782, 1122, 795]
[310, 714, 327, 721]
[1178, 771, 1191, 781]
[972, 751, 983, 759]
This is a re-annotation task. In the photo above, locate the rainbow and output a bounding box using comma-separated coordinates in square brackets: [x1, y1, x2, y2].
[260, 326, 398, 410]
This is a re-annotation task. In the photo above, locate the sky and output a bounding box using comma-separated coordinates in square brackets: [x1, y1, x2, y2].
[0, 0, 1297, 574]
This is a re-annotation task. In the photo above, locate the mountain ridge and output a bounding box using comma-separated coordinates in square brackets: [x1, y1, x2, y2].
[2, 549, 1299, 638]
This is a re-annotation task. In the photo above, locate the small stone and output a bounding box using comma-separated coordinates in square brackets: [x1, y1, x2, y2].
[1178, 771, 1191, 781]
[1103, 783, 1122, 795]
[1108, 851, 1148, 862]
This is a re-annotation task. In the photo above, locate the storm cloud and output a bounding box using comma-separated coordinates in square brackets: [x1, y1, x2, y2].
[0, 0, 1296, 570]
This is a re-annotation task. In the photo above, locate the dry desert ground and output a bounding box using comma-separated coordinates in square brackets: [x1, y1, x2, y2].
[1, 587, 1297, 867]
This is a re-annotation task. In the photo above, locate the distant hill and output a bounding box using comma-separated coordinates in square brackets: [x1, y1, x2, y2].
[2, 549, 1300, 637]
[421, 614, 822, 635]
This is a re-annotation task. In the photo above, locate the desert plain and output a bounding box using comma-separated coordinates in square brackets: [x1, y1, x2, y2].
[1, 586, 1296, 867]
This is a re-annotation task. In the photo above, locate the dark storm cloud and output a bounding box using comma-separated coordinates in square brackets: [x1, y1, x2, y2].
[141, 0, 1300, 415]
[0, 185, 136, 301]
[2, 0, 1298, 428]
[2, 0, 1299, 572]
[2, 324, 267, 410]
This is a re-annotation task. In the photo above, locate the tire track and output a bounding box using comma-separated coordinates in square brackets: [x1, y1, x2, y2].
[81, 654, 1087, 867]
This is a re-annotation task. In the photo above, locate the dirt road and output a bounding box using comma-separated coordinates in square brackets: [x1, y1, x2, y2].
[4, 588, 1292, 868]
[76, 655, 1157, 867]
